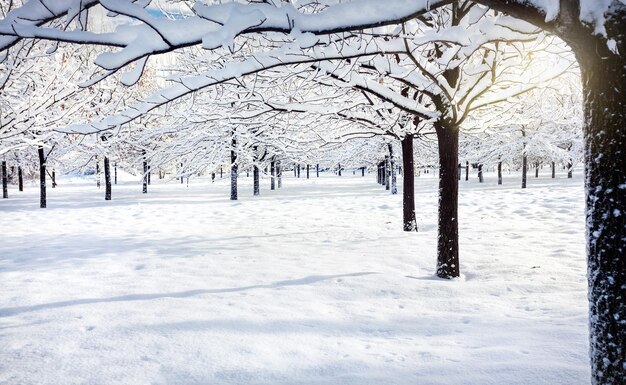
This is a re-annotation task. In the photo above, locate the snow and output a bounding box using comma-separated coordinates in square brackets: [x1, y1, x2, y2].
[0, 169, 589, 384]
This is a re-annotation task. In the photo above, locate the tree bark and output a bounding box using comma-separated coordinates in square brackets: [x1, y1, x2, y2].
[316, 163, 319, 177]
[277, 161, 282, 188]
[338, 163, 342, 176]
[38, 146, 46, 208]
[389, 143, 397, 195]
[51, 170, 56, 188]
[572, 26, 626, 383]
[253, 164, 260, 196]
[522, 130, 527, 189]
[384, 156, 389, 190]
[306, 164, 310, 179]
[478, 164, 484, 183]
[18, 166, 23, 192]
[497, 162, 502, 185]
[401, 136, 417, 231]
[535, 162, 539, 178]
[2, 161, 8, 199]
[142, 150, 148, 194]
[230, 139, 238, 201]
[270, 159, 276, 190]
[96, 158, 100, 188]
[435, 123, 460, 278]
[361, 167, 365, 177]
[567, 160, 573, 178]
[104, 156, 111, 200]
[551, 161, 555, 179]
[114, 163, 118, 185]
[297, 164, 300, 178]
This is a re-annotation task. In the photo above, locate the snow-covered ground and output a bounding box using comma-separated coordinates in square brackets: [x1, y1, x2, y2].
[0, 169, 589, 385]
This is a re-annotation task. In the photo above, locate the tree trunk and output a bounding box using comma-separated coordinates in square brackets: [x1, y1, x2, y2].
[142, 150, 148, 194]
[338, 163, 342, 176]
[316, 163, 319, 177]
[567, 160, 573, 178]
[384, 156, 389, 190]
[478, 164, 484, 183]
[297, 164, 301, 178]
[38, 146, 46, 208]
[362, 167, 365, 177]
[551, 161, 555, 179]
[458, 163, 461, 180]
[435, 123, 459, 278]
[573, 30, 626, 384]
[294, 164, 297, 177]
[270, 159, 276, 190]
[2, 161, 8, 199]
[114, 163, 118, 185]
[389, 143, 397, 195]
[18, 166, 23, 192]
[104, 156, 111, 200]
[497, 162, 502, 185]
[51, 170, 56, 188]
[522, 130, 528, 189]
[148, 165, 151, 185]
[230, 139, 238, 201]
[277, 161, 282, 188]
[306, 164, 310, 179]
[220, 166, 223, 179]
[535, 162, 539, 178]
[96, 158, 100, 188]
[253, 164, 260, 196]
[401, 136, 417, 232]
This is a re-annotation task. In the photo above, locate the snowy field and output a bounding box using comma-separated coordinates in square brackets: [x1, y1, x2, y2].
[0, 169, 589, 385]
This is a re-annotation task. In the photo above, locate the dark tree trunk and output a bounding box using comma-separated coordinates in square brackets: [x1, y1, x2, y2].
[497, 162, 502, 185]
[38, 146, 46, 208]
[384, 157, 389, 190]
[220, 166, 223, 179]
[361, 167, 365, 177]
[401, 136, 417, 232]
[294, 164, 297, 177]
[142, 150, 148, 194]
[230, 139, 238, 201]
[316, 163, 319, 177]
[389, 143, 397, 195]
[435, 123, 459, 278]
[551, 161, 555, 179]
[270, 159, 276, 190]
[96, 159, 100, 188]
[573, 27, 626, 384]
[297, 164, 301, 178]
[253, 165, 260, 196]
[277, 161, 282, 188]
[458, 163, 461, 180]
[338, 163, 342, 176]
[478, 164, 484, 183]
[567, 160, 573, 178]
[2, 161, 8, 199]
[148, 165, 151, 185]
[18, 166, 23, 192]
[51, 170, 56, 188]
[114, 163, 118, 184]
[535, 162, 539, 178]
[306, 164, 310, 179]
[211, 172, 215, 183]
[104, 157, 111, 200]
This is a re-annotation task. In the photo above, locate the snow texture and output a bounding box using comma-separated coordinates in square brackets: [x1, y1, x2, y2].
[0, 169, 589, 384]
